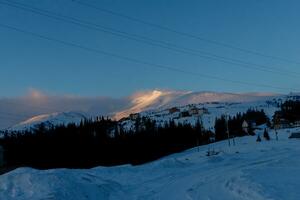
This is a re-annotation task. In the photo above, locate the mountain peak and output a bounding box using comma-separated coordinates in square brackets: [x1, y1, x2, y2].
[113, 90, 280, 120]
[3, 90, 282, 132]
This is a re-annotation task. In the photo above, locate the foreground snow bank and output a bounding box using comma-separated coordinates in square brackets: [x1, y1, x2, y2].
[1, 128, 300, 200]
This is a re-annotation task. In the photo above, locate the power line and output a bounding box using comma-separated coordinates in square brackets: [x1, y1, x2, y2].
[1, 0, 299, 78]
[73, 0, 300, 65]
[0, 23, 296, 92]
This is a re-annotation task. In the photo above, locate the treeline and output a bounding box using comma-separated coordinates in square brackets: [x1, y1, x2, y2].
[0, 108, 273, 170]
[274, 100, 300, 123]
[215, 109, 269, 141]
[0, 117, 212, 169]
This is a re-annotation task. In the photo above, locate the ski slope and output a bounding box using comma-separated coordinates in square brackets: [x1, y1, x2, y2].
[1, 128, 300, 200]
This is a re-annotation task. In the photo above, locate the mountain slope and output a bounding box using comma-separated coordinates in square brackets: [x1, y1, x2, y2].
[4, 90, 283, 132]
[119, 92, 282, 132]
[113, 90, 280, 120]
[7, 112, 87, 132]
[113, 90, 188, 120]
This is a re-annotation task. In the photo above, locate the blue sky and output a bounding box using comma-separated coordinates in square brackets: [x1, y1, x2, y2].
[1, 0, 300, 97]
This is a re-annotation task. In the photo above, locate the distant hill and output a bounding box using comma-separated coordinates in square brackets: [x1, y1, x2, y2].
[3, 90, 293, 133]
[6, 112, 87, 132]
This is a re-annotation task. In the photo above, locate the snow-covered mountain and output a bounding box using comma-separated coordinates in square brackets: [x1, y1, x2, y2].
[117, 91, 285, 132]
[3, 90, 289, 133]
[6, 112, 87, 132]
[113, 90, 281, 120]
[1, 91, 300, 199]
[1, 128, 300, 200]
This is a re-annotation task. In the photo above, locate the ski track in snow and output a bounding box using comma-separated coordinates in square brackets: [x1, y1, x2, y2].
[1, 129, 300, 200]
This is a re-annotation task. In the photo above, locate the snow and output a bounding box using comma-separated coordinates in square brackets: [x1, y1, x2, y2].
[114, 90, 168, 120]
[6, 112, 87, 132]
[120, 98, 281, 132]
[2, 91, 284, 134]
[1, 128, 300, 200]
[3, 90, 291, 133]
[113, 90, 280, 120]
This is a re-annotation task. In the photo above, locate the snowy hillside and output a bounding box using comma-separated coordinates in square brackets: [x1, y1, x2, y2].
[113, 90, 280, 120]
[119, 95, 283, 132]
[6, 112, 87, 132]
[1, 128, 299, 200]
[3, 90, 291, 133]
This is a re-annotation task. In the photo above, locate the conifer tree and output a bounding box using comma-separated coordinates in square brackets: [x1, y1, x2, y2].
[214, 115, 227, 141]
[263, 128, 270, 140]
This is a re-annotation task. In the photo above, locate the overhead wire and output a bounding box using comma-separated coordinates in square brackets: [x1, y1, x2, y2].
[73, 0, 300, 65]
[0, 23, 296, 92]
[0, 0, 298, 120]
[0, 0, 299, 78]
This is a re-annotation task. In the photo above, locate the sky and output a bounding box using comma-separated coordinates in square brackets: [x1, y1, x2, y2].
[0, 89, 131, 129]
[1, 0, 300, 98]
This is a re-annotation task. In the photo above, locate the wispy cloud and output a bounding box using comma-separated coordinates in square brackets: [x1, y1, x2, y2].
[0, 89, 131, 129]
[0, 89, 280, 129]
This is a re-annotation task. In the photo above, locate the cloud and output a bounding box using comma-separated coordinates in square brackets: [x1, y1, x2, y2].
[0, 88, 281, 130]
[0, 89, 131, 129]
[0, 88, 176, 129]
[27, 88, 47, 100]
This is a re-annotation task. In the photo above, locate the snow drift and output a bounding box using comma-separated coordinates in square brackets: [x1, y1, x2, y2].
[0, 128, 299, 200]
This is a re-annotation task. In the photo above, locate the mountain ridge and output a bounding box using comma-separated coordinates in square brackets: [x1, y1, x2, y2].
[6, 111, 88, 132]
[113, 90, 280, 120]
[3, 90, 284, 132]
